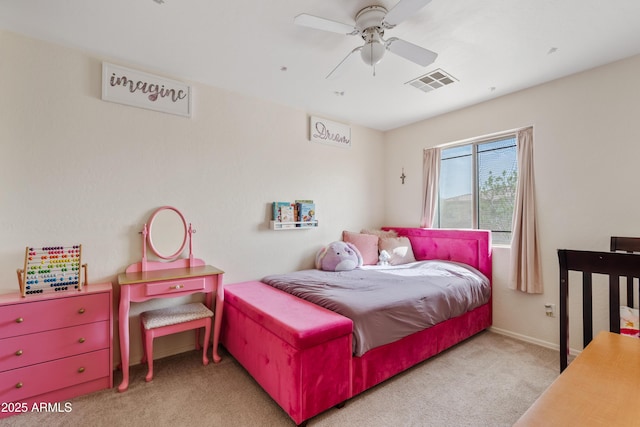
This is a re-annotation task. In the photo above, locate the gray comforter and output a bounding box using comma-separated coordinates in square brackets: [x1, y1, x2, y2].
[262, 260, 491, 356]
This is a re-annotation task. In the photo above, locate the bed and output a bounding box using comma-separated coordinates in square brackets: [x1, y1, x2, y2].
[558, 236, 640, 371]
[221, 228, 492, 425]
[262, 260, 490, 357]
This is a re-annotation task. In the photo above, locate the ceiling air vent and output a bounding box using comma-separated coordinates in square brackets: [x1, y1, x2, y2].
[407, 69, 457, 93]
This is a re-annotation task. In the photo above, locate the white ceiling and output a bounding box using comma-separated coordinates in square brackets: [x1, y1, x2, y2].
[2, 0, 640, 131]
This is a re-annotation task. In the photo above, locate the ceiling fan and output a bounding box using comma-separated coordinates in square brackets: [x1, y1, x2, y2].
[294, 0, 438, 79]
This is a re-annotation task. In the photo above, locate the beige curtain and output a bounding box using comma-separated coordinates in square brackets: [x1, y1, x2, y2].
[509, 127, 543, 293]
[420, 147, 441, 228]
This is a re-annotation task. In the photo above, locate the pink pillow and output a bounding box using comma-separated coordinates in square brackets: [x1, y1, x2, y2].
[379, 236, 416, 265]
[342, 231, 379, 265]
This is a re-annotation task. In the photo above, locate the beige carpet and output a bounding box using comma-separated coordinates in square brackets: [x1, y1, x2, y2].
[1, 331, 558, 427]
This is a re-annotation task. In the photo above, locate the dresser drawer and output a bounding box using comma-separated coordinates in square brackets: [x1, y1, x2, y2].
[0, 321, 110, 372]
[0, 348, 109, 402]
[0, 293, 109, 339]
[145, 277, 206, 296]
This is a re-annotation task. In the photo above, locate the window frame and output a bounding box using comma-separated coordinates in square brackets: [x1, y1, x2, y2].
[436, 132, 518, 244]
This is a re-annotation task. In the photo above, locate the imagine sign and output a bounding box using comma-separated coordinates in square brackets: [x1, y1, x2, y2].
[101, 62, 191, 117]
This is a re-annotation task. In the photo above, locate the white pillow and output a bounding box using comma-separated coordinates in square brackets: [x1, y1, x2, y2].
[379, 236, 416, 265]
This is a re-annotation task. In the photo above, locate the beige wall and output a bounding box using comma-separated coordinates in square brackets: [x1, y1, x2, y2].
[384, 54, 640, 351]
[0, 31, 385, 362]
[4, 28, 640, 362]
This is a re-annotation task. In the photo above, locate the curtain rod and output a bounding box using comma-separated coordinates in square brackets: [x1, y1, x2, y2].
[435, 125, 533, 149]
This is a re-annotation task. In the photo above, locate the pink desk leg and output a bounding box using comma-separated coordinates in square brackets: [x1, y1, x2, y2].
[118, 285, 131, 392]
[212, 278, 224, 363]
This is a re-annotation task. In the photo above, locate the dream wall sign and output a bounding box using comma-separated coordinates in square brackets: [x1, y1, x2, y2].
[101, 62, 192, 117]
[309, 116, 351, 149]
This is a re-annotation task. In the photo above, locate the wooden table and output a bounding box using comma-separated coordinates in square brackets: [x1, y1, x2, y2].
[117, 264, 224, 392]
[515, 331, 640, 426]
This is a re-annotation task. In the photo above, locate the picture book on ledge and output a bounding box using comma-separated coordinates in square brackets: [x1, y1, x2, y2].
[296, 200, 315, 228]
[272, 200, 317, 229]
[272, 201, 296, 229]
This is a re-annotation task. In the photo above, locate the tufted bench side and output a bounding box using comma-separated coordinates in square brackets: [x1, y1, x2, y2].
[222, 281, 353, 426]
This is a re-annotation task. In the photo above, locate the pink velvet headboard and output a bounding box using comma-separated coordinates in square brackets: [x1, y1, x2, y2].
[382, 227, 492, 282]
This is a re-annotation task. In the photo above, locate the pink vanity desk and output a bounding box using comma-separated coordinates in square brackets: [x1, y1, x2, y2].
[117, 206, 224, 392]
[117, 262, 224, 392]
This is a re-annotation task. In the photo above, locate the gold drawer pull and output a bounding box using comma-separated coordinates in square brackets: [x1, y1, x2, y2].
[78, 367, 85, 373]
[78, 337, 86, 343]
[15, 382, 23, 389]
[16, 317, 24, 323]
[78, 308, 86, 314]
[170, 284, 184, 290]
[15, 349, 23, 356]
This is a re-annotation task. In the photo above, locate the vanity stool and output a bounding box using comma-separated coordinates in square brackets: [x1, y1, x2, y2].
[140, 302, 213, 382]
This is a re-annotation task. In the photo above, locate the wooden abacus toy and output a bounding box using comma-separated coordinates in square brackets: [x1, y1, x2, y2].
[16, 245, 88, 297]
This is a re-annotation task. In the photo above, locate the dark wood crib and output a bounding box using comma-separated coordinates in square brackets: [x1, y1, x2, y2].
[558, 236, 640, 371]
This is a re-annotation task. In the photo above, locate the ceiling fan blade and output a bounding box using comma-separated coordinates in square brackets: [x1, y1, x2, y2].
[386, 37, 437, 66]
[383, 0, 432, 27]
[326, 47, 362, 79]
[294, 13, 357, 35]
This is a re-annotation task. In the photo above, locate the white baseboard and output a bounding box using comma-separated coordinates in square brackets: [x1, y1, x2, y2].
[489, 326, 582, 357]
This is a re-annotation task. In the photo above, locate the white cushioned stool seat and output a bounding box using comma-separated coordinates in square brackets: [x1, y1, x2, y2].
[139, 302, 213, 382]
[141, 302, 213, 329]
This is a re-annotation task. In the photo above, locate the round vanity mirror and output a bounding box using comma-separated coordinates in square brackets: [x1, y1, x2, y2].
[147, 206, 188, 260]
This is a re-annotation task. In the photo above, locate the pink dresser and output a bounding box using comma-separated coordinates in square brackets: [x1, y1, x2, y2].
[0, 283, 113, 418]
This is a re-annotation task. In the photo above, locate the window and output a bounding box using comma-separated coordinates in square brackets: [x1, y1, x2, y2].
[436, 135, 518, 245]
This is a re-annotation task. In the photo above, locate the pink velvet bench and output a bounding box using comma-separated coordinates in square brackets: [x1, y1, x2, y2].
[222, 281, 353, 426]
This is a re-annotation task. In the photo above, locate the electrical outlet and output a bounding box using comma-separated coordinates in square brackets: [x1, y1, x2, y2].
[544, 303, 556, 317]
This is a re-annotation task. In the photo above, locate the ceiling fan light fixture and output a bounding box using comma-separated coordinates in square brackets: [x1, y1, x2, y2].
[360, 27, 386, 66]
[361, 40, 386, 66]
[295, 0, 437, 78]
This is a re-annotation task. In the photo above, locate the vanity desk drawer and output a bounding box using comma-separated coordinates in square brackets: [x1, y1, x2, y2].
[145, 277, 206, 296]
